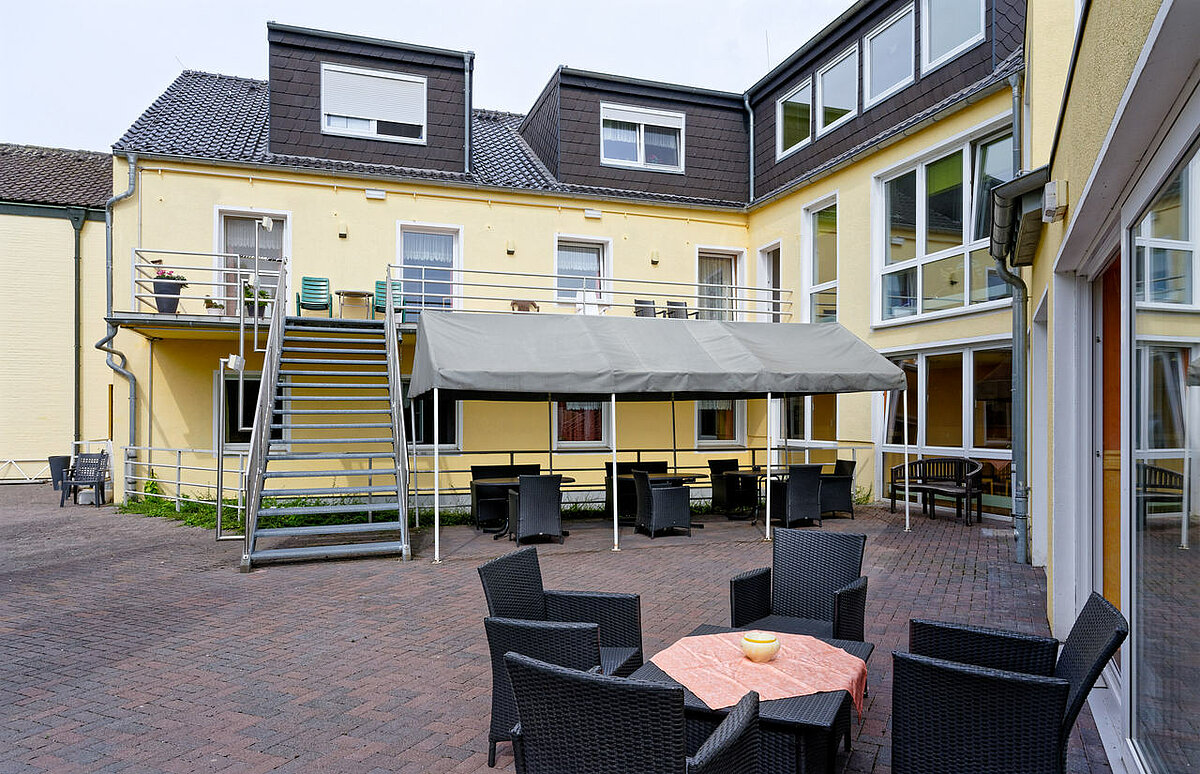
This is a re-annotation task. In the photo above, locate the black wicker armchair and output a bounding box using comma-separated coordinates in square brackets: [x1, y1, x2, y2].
[708, 458, 757, 516]
[892, 592, 1128, 774]
[484, 617, 607, 766]
[633, 469, 692, 538]
[768, 464, 823, 527]
[505, 652, 760, 774]
[508, 475, 565, 545]
[819, 458, 856, 518]
[730, 528, 868, 641]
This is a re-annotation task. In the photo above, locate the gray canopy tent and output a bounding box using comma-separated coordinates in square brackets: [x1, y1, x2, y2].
[407, 311, 909, 561]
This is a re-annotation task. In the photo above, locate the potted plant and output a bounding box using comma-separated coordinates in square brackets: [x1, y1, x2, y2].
[152, 269, 188, 314]
[243, 282, 271, 318]
[204, 297, 226, 316]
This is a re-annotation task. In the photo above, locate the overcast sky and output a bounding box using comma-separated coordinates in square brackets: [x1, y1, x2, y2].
[1, 0, 855, 153]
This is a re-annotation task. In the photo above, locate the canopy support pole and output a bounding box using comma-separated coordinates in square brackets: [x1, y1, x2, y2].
[547, 394, 553, 476]
[611, 393, 619, 551]
[433, 387, 442, 563]
[670, 393, 678, 474]
[903, 388, 911, 533]
[765, 392, 773, 541]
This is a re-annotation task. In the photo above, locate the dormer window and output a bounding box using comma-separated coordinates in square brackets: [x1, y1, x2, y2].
[816, 45, 858, 135]
[320, 62, 427, 144]
[600, 103, 685, 173]
[921, 0, 985, 73]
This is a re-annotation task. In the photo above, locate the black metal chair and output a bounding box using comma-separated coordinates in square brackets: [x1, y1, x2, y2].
[769, 464, 823, 527]
[632, 469, 691, 538]
[483, 617, 605, 767]
[819, 458, 856, 518]
[730, 528, 867, 641]
[508, 475, 565, 545]
[478, 546, 643, 674]
[892, 592, 1129, 774]
[707, 459, 756, 516]
[59, 451, 109, 507]
[633, 299, 663, 317]
[505, 652, 760, 774]
[665, 300, 699, 319]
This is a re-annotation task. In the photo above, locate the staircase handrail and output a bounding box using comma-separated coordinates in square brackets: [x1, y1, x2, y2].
[384, 266, 411, 559]
[240, 262, 288, 570]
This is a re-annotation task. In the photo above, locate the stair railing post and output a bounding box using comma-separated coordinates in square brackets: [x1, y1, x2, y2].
[433, 386, 441, 564]
[383, 267, 411, 559]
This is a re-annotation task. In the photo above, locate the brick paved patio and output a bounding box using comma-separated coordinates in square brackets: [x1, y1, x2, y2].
[0, 485, 1112, 773]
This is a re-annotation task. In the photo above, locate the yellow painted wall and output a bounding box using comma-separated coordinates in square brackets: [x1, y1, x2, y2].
[0, 212, 107, 477]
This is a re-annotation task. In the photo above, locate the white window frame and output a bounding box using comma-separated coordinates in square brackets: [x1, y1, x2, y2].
[599, 103, 686, 173]
[551, 401, 613, 450]
[396, 221, 464, 311]
[694, 399, 747, 448]
[920, 0, 987, 75]
[756, 240, 784, 322]
[871, 118, 1015, 328]
[210, 205, 292, 315]
[695, 246, 748, 321]
[775, 79, 813, 161]
[401, 377, 462, 451]
[212, 371, 289, 453]
[1132, 158, 1199, 311]
[803, 193, 839, 323]
[864, 4, 915, 109]
[816, 44, 859, 136]
[320, 62, 428, 145]
[553, 234, 613, 305]
[780, 394, 840, 451]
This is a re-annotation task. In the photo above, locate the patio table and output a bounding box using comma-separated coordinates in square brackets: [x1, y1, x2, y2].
[631, 623, 873, 774]
[616, 472, 708, 528]
[726, 469, 787, 523]
[473, 476, 575, 540]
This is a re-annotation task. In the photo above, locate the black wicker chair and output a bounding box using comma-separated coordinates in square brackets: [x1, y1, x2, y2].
[604, 460, 669, 520]
[819, 458, 856, 518]
[471, 464, 541, 530]
[892, 592, 1128, 774]
[768, 464, 823, 527]
[708, 459, 757, 517]
[634, 298, 665, 317]
[632, 469, 692, 538]
[59, 451, 109, 507]
[478, 546, 642, 672]
[508, 475, 565, 545]
[505, 651, 760, 774]
[484, 617, 606, 766]
[730, 528, 868, 641]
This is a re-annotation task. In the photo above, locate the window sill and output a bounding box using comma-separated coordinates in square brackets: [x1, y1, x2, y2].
[599, 159, 685, 175]
[321, 127, 427, 146]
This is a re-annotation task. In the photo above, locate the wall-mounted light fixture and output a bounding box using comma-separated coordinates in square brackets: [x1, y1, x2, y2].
[338, 223, 349, 239]
[506, 240, 516, 255]
[649, 250, 660, 265]
[364, 188, 387, 200]
[583, 208, 602, 219]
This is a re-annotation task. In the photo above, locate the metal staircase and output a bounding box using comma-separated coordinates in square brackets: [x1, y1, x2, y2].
[239, 314, 410, 569]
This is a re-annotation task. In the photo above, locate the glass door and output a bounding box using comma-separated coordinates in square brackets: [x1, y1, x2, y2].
[222, 215, 284, 314]
[698, 252, 736, 320]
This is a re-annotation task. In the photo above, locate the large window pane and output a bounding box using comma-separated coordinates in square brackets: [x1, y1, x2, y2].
[925, 353, 962, 446]
[882, 267, 917, 319]
[922, 255, 965, 312]
[886, 171, 918, 264]
[1145, 166, 1188, 241]
[925, 152, 964, 254]
[811, 289, 837, 323]
[925, 0, 982, 63]
[402, 382, 458, 446]
[970, 247, 1012, 303]
[813, 203, 838, 284]
[811, 394, 837, 441]
[698, 399, 737, 442]
[644, 125, 680, 167]
[698, 252, 735, 320]
[401, 230, 454, 311]
[885, 357, 918, 445]
[867, 8, 914, 102]
[784, 397, 804, 438]
[818, 50, 857, 131]
[223, 377, 283, 445]
[1147, 248, 1193, 304]
[601, 119, 638, 162]
[973, 349, 1012, 449]
[557, 241, 603, 301]
[780, 85, 811, 153]
[558, 401, 604, 444]
[974, 134, 1015, 240]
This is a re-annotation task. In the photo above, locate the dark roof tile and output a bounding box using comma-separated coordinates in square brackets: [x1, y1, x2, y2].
[0, 144, 111, 208]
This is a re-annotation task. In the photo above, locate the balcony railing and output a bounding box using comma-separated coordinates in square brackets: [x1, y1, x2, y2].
[385, 263, 793, 322]
[130, 249, 283, 322]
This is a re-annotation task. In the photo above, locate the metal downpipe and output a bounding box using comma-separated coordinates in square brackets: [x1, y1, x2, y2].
[96, 153, 138, 493]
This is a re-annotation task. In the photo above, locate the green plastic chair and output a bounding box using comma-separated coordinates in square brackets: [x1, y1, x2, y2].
[372, 280, 405, 320]
[295, 276, 332, 317]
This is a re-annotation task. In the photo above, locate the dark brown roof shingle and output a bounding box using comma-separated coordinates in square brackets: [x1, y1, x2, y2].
[0, 144, 111, 208]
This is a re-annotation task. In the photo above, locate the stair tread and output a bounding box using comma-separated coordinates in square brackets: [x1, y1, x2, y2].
[247, 542, 405, 564]
[271, 422, 391, 429]
[272, 438, 395, 445]
[280, 358, 387, 365]
[278, 408, 390, 415]
[282, 383, 389, 389]
[268, 451, 397, 460]
[263, 468, 400, 478]
[258, 501, 401, 516]
[261, 484, 400, 497]
[254, 521, 405, 538]
[278, 370, 388, 377]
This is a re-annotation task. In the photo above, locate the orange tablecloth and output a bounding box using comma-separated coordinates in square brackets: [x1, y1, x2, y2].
[649, 631, 867, 714]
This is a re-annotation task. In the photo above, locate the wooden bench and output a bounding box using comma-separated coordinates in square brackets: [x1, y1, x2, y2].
[1137, 462, 1184, 523]
[889, 457, 984, 524]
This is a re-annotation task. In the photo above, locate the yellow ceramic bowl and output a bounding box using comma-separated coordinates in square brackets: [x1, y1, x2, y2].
[741, 631, 780, 663]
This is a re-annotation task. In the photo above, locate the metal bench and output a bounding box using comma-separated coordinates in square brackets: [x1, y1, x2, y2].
[889, 457, 984, 524]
